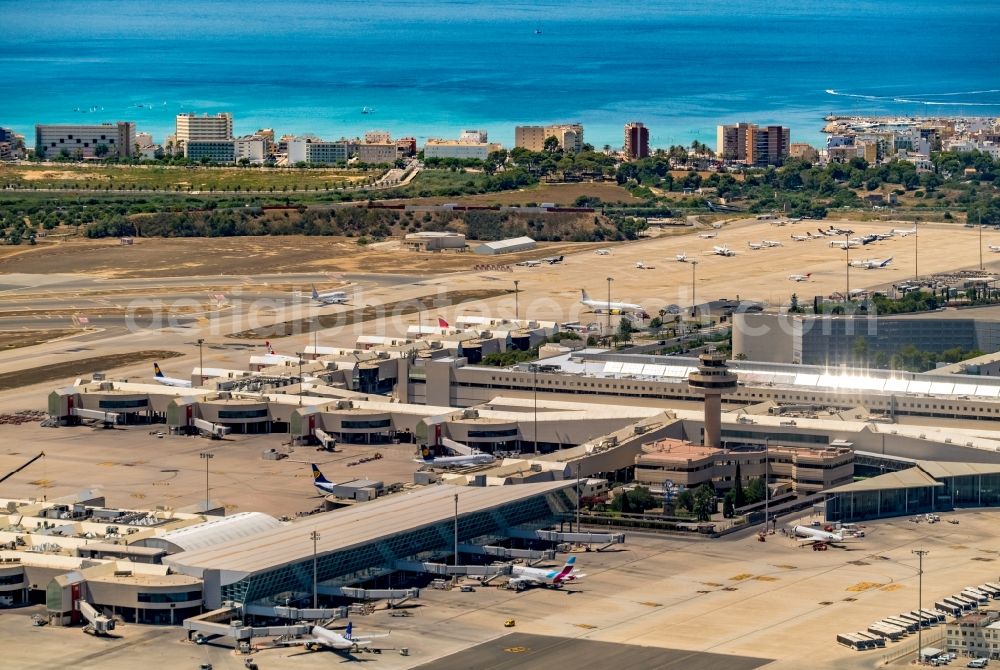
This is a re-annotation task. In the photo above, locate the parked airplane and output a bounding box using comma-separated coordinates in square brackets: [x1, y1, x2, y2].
[580, 289, 648, 318]
[850, 257, 893, 269]
[517, 260, 542, 267]
[989, 244, 1000, 253]
[827, 226, 855, 235]
[829, 239, 861, 249]
[788, 273, 812, 282]
[707, 245, 736, 257]
[893, 227, 917, 237]
[279, 622, 389, 652]
[311, 284, 348, 305]
[762, 240, 784, 248]
[675, 253, 689, 262]
[153, 362, 191, 388]
[748, 242, 763, 250]
[309, 464, 339, 495]
[508, 555, 585, 590]
[542, 255, 565, 265]
[792, 524, 859, 548]
[415, 438, 496, 467]
[698, 232, 718, 239]
[790, 233, 811, 242]
[594, 249, 611, 256]
[635, 261, 655, 269]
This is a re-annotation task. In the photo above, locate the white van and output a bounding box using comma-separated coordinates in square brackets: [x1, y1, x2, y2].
[967, 658, 989, 668]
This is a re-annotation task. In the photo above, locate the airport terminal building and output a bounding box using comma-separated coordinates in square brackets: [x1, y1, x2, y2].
[164, 482, 574, 607]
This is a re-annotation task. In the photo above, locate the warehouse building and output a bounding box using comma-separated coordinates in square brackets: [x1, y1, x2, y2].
[403, 231, 467, 252]
[474, 237, 536, 255]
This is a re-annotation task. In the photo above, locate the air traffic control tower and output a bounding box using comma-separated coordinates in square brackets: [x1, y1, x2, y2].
[688, 350, 738, 448]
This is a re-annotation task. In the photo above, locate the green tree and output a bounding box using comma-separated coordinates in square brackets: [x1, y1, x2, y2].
[722, 491, 736, 518]
[543, 136, 561, 153]
[676, 489, 694, 513]
[733, 462, 747, 508]
[746, 477, 766, 505]
[617, 318, 635, 344]
[692, 484, 715, 522]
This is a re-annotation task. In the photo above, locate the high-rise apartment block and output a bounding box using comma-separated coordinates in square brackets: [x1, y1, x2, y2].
[717, 122, 790, 166]
[176, 113, 233, 156]
[34, 122, 135, 159]
[514, 124, 584, 153]
[624, 122, 649, 159]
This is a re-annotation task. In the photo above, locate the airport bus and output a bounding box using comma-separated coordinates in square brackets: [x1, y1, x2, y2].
[894, 613, 928, 629]
[962, 588, 990, 605]
[920, 608, 947, 624]
[935, 600, 963, 617]
[837, 633, 874, 650]
[869, 622, 906, 641]
[853, 631, 886, 648]
[883, 616, 918, 633]
[978, 583, 1000, 599]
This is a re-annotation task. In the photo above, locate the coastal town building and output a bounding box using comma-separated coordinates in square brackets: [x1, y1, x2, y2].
[0, 126, 25, 161]
[422, 129, 500, 160]
[357, 142, 397, 164]
[286, 138, 355, 165]
[185, 140, 236, 164]
[396, 137, 417, 157]
[624, 122, 649, 159]
[363, 130, 392, 144]
[788, 142, 818, 162]
[34, 122, 135, 159]
[717, 122, 790, 166]
[175, 113, 233, 147]
[515, 124, 584, 153]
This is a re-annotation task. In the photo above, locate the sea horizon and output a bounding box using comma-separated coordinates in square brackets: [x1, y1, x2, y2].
[3, 0, 1000, 151]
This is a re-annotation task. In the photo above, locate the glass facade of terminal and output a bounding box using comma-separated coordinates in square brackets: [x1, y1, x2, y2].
[826, 472, 1000, 522]
[220, 489, 573, 605]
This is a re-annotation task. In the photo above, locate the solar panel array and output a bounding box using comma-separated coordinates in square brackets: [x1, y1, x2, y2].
[599, 362, 1000, 398]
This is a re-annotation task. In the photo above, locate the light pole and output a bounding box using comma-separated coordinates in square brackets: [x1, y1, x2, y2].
[575, 461, 582, 533]
[532, 364, 538, 454]
[979, 211, 984, 271]
[763, 438, 770, 532]
[513, 280, 520, 322]
[297, 353, 304, 406]
[691, 260, 698, 317]
[914, 218, 919, 281]
[197, 338, 204, 387]
[844, 233, 851, 302]
[199, 452, 213, 510]
[311, 530, 320, 609]
[913, 549, 928, 664]
[453, 493, 459, 567]
[606, 277, 613, 338]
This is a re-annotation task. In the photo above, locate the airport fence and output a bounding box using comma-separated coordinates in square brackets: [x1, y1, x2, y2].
[878, 629, 944, 665]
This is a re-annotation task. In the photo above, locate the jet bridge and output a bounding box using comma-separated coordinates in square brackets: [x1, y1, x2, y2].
[79, 600, 115, 636]
[508, 529, 626, 551]
[70, 408, 120, 427]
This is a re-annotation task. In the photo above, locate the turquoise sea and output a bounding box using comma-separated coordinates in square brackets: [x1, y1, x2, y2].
[3, 0, 1000, 149]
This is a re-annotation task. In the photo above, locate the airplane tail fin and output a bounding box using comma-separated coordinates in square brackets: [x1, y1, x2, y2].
[345, 621, 352, 640]
[554, 554, 578, 581]
[154, 362, 164, 378]
[806, 273, 812, 278]
[420, 446, 434, 462]
[311, 284, 320, 300]
[882, 257, 893, 267]
[265, 340, 274, 354]
[311, 464, 331, 484]
[580, 289, 590, 302]
[437, 316, 449, 329]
